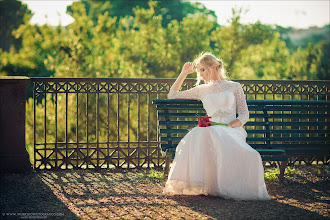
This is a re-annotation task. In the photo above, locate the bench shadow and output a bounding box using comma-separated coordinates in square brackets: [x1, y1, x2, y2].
[0, 171, 80, 220]
[19, 167, 328, 220]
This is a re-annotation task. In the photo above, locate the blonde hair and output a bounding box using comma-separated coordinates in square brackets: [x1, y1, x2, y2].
[194, 52, 227, 85]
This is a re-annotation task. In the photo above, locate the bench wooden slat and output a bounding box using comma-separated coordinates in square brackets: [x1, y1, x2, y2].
[256, 149, 285, 155]
[159, 121, 198, 126]
[261, 156, 291, 161]
[158, 112, 207, 117]
[154, 99, 329, 105]
[158, 105, 328, 111]
[245, 121, 329, 126]
[161, 145, 289, 158]
[157, 106, 328, 112]
[246, 129, 330, 134]
[157, 105, 204, 110]
[285, 149, 330, 155]
[162, 143, 330, 149]
[249, 113, 329, 119]
[160, 112, 328, 119]
[160, 129, 329, 134]
[160, 143, 330, 150]
[161, 136, 185, 142]
[246, 136, 330, 142]
[160, 145, 286, 155]
[160, 143, 177, 149]
[247, 100, 330, 105]
[249, 143, 330, 148]
[160, 121, 329, 126]
[161, 136, 329, 142]
[153, 99, 202, 104]
[160, 129, 330, 134]
[160, 129, 190, 133]
[248, 106, 328, 111]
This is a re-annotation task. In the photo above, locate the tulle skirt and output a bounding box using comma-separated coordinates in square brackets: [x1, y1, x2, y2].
[163, 125, 271, 200]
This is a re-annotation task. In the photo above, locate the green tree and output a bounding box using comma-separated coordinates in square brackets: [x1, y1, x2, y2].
[233, 33, 289, 80]
[0, 21, 64, 77]
[0, 0, 32, 51]
[67, 0, 218, 28]
[286, 41, 329, 80]
[211, 8, 245, 77]
[211, 8, 288, 79]
[315, 41, 329, 80]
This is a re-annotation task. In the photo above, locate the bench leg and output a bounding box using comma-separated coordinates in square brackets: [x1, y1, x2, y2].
[276, 161, 288, 184]
[164, 154, 172, 176]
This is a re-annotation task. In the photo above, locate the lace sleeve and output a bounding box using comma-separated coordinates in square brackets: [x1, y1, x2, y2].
[233, 83, 249, 126]
[168, 86, 200, 99]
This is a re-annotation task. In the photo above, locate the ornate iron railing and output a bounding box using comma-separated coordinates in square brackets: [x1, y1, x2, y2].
[30, 78, 330, 170]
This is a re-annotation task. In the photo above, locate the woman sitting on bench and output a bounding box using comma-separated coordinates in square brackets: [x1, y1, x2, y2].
[163, 52, 271, 200]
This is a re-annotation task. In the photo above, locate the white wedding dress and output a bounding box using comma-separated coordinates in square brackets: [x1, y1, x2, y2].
[163, 80, 271, 200]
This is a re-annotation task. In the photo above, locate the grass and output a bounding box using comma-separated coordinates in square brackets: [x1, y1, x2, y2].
[264, 166, 302, 182]
[147, 166, 300, 182]
[145, 166, 304, 182]
[145, 166, 303, 182]
[142, 168, 165, 180]
[148, 168, 165, 179]
[128, 167, 165, 181]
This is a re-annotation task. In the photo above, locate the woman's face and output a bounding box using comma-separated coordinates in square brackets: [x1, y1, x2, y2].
[196, 63, 210, 82]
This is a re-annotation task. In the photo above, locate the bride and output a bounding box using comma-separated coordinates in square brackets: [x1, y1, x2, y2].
[163, 52, 271, 200]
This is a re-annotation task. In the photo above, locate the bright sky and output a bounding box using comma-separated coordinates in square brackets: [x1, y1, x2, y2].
[22, 0, 330, 29]
[22, 0, 76, 26]
[198, 0, 330, 28]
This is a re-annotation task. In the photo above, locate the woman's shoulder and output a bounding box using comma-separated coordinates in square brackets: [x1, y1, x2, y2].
[224, 80, 242, 88]
[225, 80, 240, 84]
[193, 83, 209, 89]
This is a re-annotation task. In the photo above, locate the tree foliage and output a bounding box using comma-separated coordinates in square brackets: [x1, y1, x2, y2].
[0, 0, 32, 51]
[0, 0, 328, 80]
[67, 0, 218, 28]
[286, 41, 330, 80]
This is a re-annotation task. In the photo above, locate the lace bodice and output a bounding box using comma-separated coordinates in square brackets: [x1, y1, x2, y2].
[168, 80, 249, 125]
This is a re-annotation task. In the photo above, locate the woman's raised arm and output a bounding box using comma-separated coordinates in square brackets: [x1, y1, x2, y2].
[168, 62, 199, 99]
[170, 62, 195, 91]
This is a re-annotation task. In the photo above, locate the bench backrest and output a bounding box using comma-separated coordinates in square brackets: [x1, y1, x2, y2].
[153, 99, 330, 156]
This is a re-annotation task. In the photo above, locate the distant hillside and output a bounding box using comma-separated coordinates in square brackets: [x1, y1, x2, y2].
[276, 24, 330, 51]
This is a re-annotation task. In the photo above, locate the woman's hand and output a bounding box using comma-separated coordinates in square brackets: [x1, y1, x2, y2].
[181, 62, 196, 76]
[170, 62, 196, 92]
[228, 119, 242, 128]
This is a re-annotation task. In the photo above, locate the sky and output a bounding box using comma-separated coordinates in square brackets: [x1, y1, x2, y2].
[22, 0, 330, 29]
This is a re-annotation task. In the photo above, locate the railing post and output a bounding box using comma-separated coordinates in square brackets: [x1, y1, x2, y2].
[0, 76, 32, 173]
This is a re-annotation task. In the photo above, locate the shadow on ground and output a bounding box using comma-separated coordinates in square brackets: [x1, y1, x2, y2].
[0, 165, 329, 219]
[0, 171, 79, 219]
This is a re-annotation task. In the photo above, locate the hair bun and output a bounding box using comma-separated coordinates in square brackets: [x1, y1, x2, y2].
[217, 59, 222, 67]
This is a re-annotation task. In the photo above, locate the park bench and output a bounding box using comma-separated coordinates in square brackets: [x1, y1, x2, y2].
[153, 99, 330, 183]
